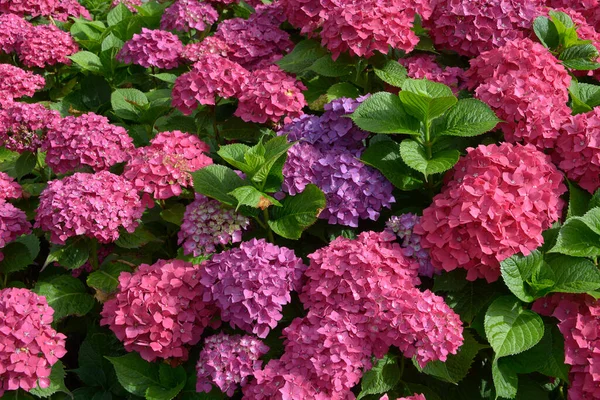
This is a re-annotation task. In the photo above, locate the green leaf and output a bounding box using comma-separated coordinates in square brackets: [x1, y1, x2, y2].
[402, 78, 454, 98]
[87, 261, 132, 294]
[15, 151, 36, 178]
[560, 43, 599, 62]
[115, 226, 158, 249]
[591, 188, 600, 209]
[111, 88, 149, 120]
[145, 364, 186, 400]
[357, 354, 400, 400]
[229, 186, 281, 210]
[503, 323, 552, 374]
[550, 10, 575, 29]
[160, 203, 185, 226]
[537, 324, 570, 381]
[350, 92, 420, 135]
[268, 184, 326, 240]
[192, 164, 246, 206]
[34, 275, 95, 320]
[217, 143, 252, 172]
[326, 82, 361, 102]
[549, 217, 600, 257]
[220, 117, 264, 142]
[500, 251, 544, 303]
[374, 61, 408, 88]
[106, 353, 160, 397]
[76, 332, 124, 389]
[568, 180, 592, 218]
[276, 39, 328, 74]
[492, 358, 518, 399]
[30, 360, 70, 398]
[562, 59, 600, 71]
[310, 54, 354, 77]
[400, 139, 460, 176]
[107, 2, 132, 26]
[360, 139, 423, 190]
[433, 269, 469, 292]
[47, 237, 90, 270]
[151, 73, 178, 84]
[533, 16, 559, 49]
[0, 235, 39, 274]
[101, 34, 124, 52]
[445, 281, 496, 324]
[69, 51, 103, 73]
[545, 254, 600, 294]
[438, 99, 501, 137]
[574, 82, 600, 108]
[484, 296, 544, 358]
[400, 79, 457, 121]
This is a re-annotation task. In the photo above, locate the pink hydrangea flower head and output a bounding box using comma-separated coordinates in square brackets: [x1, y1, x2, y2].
[214, 15, 293, 70]
[253, 3, 287, 25]
[399, 55, 466, 94]
[318, 0, 423, 59]
[546, 0, 600, 29]
[196, 333, 269, 396]
[0, 288, 67, 397]
[0, 172, 22, 201]
[416, 143, 566, 282]
[426, 0, 544, 57]
[0, 200, 30, 261]
[0, 0, 57, 17]
[111, 0, 142, 12]
[51, 0, 91, 21]
[117, 28, 183, 69]
[43, 112, 134, 174]
[0, 64, 45, 105]
[123, 130, 212, 200]
[161, 0, 218, 32]
[466, 38, 571, 149]
[101, 259, 218, 362]
[35, 171, 145, 245]
[0, 102, 61, 153]
[17, 24, 78, 68]
[178, 194, 250, 257]
[181, 36, 231, 62]
[199, 239, 307, 338]
[386, 214, 436, 278]
[172, 54, 249, 115]
[0, 14, 31, 54]
[235, 65, 307, 124]
[278, 0, 323, 35]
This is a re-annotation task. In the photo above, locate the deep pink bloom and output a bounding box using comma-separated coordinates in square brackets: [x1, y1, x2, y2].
[0, 14, 31, 54]
[117, 28, 183, 69]
[0, 64, 45, 105]
[35, 171, 145, 245]
[0, 102, 61, 153]
[123, 130, 212, 200]
[279, 0, 323, 35]
[101, 259, 218, 362]
[0, 200, 30, 262]
[161, 0, 218, 33]
[17, 24, 78, 68]
[416, 143, 566, 282]
[51, 0, 91, 21]
[181, 36, 231, 63]
[235, 65, 306, 124]
[0, 288, 67, 397]
[0, 172, 22, 201]
[0, 0, 56, 17]
[399, 55, 466, 94]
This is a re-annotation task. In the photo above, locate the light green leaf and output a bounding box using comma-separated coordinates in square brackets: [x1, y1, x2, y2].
[500, 251, 544, 302]
[549, 217, 600, 257]
[560, 43, 599, 62]
[34, 275, 95, 320]
[268, 184, 326, 240]
[492, 358, 518, 399]
[69, 51, 103, 73]
[276, 39, 328, 74]
[438, 99, 501, 137]
[401, 78, 454, 98]
[151, 73, 178, 84]
[192, 165, 245, 206]
[228, 186, 281, 210]
[326, 82, 361, 102]
[217, 143, 252, 172]
[251, 135, 294, 185]
[350, 92, 420, 135]
[400, 139, 460, 176]
[360, 139, 423, 190]
[545, 254, 600, 294]
[400, 79, 456, 121]
[374, 61, 408, 88]
[106, 353, 160, 397]
[310, 54, 354, 77]
[160, 203, 186, 226]
[87, 261, 132, 294]
[30, 361, 70, 398]
[107, 2, 132, 26]
[357, 354, 400, 400]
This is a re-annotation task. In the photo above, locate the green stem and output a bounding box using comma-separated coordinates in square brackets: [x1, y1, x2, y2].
[211, 105, 220, 144]
[89, 239, 99, 270]
[399, 356, 405, 379]
[262, 208, 275, 243]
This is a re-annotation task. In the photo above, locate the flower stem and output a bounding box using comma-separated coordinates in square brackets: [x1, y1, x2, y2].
[262, 209, 275, 243]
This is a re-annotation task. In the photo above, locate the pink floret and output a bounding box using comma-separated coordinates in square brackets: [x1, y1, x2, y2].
[117, 28, 183, 69]
[0, 102, 61, 154]
[17, 24, 78, 68]
[0, 172, 22, 201]
[160, 0, 218, 33]
[0, 64, 45, 105]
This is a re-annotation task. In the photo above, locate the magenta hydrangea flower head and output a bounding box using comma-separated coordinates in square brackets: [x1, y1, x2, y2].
[399, 55, 466, 94]
[234, 65, 306, 124]
[416, 143, 566, 282]
[386, 214, 436, 278]
[123, 130, 212, 200]
[199, 239, 306, 338]
[35, 171, 145, 245]
[101, 259, 218, 362]
[0, 14, 31, 54]
[178, 194, 250, 257]
[117, 28, 183, 69]
[0, 172, 22, 201]
[0, 64, 45, 105]
[160, 0, 218, 32]
[214, 15, 293, 70]
[0, 102, 61, 154]
[466, 38, 571, 149]
[0, 0, 57, 17]
[51, 0, 91, 21]
[196, 333, 269, 396]
[181, 36, 231, 63]
[43, 112, 135, 174]
[172, 54, 249, 115]
[554, 108, 600, 193]
[253, 3, 287, 25]
[0, 288, 67, 396]
[0, 200, 30, 262]
[111, 0, 142, 12]
[279, 0, 323, 35]
[17, 24, 78, 68]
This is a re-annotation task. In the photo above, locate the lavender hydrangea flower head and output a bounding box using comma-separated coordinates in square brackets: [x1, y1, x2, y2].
[386, 213, 436, 278]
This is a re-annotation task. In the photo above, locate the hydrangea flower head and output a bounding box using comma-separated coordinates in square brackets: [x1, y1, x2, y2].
[178, 194, 250, 257]
[161, 0, 218, 32]
[235, 65, 306, 124]
[399, 55, 466, 94]
[0, 200, 30, 262]
[35, 171, 145, 245]
[0, 0, 57, 17]
[51, 0, 91, 21]
[0, 14, 31, 54]
[279, 0, 323, 35]
[546, 0, 600, 29]
[43, 112, 134, 174]
[0, 102, 61, 153]
[0, 288, 67, 396]
[17, 24, 78, 68]
[386, 214, 436, 278]
[172, 54, 248, 115]
[0, 64, 45, 105]
[0, 172, 22, 201]
[196, 333, 269, 396]
[181, 36, 231, 62]
[111, 0, 141, 12]
[101, 259, 218, 362]
[117, 28, 183, 69]
[416, 143, 566, 282]
[199, 239, 306, 338]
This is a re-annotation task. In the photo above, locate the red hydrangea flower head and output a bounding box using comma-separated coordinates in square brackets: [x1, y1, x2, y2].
[0, 200, 30, 263]
[172, 54, 248, 115]
[0, 64, 45, 105]
[399, 55, 466, 94]
[0, 0, 56, 17]
[111, 0, 142, 12]
[0, 288, 67, 396]
[178, 194, 250, 257]
[0, 102, 61, 153]
[35, 171, 145, 245]
[416, 143, 566, 282]
[0, 172, 22, 201]
[161, 0, 218, 32]
[0, 14, 31, 54]
[466, 38, 571, 149]
[123, 130, 212, 200]
[426, 0, 544, 57]
[235, 65, 306, 124]
[17, 24, 78, 68]
[101, 259, 218, 362]
[181, 36, 231, 62]
[199, 239, 307, 338]
[43, 112, 135, 174]
[196, 333, 269, 396]
[117, 28, 183, 69]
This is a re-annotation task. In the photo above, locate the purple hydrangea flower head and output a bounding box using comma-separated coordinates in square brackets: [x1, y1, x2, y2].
[386, 214, 435, 278]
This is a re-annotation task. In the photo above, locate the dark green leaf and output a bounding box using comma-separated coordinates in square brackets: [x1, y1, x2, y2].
[107, 3, 132, 26]
[433, 269, 469, 292]
[357, 354, 400, 399]
[533, 16, 560, 49]
[276, 39, 328, 74]
[106, 353, 160, 397]
[545, 253, 600, 294]
[445, 281, 496, 323]
[111, 88, 149, 120]
[537, 324, 570, 381]
[492, 358, 518, 399]
[70, 51, 104, 73]
[310, 54, 354, 77]
[15, 151, 36, 178]
[47, 237, 90, 270]
[192, 164, 246, 206]
[268, 184, 326, 240]
[326, 82, 361, 101]
[549, 217, 600, 257]
[568, 180, 592, 218]
[87, 261, 132, 294]
[34, 275, 95, 320]
[361, 140, 423, 190]
[0, 235, 39, 274]
[160, 203, 186, 226]
[438, 99, 501, 137]
[145, 365, 186, 400]
[115, 226, 158, 249]
[350, 92, 420, 135]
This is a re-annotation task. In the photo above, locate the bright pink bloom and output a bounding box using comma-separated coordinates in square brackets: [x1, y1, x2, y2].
[17, 24, 78, 68]
[117, 28, 183, 69]
[35, 171, 145, 245]
[278, 0, 323, 35]
[416, 143, 566, 282]
[235, 65, 306, 124]
[0, 64, 45, 105]
[0, 200, 30, 262]
[0, 102, 61, 153]
[0, 288, 67, 397]
[123, 130, 212, 200]
[399, 55, 466, 94]
[101, 259, 218, 362]
[160, 0, 218, 32]
[181, 36, 231, 63]
[0, 14, 31, 54]
[51, 0, 91, 21]
[43, 112, 134, 174]
[0, 0, 56, 17]
[0, 172, 22, 201]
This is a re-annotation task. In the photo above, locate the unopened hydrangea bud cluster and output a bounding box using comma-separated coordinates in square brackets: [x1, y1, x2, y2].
[0, 288, 67, 396]
[0, 64, 45, 106]
[160, 0, 218, 33]
[178, 194, 250, 257]
[101, 259, 218, 362]
[0, 102, 61, 154]
[117, 28, 183, 69]
[416, 143, 566, 282]
[196, 333, 269, 396]
[386, 214, 435, 278]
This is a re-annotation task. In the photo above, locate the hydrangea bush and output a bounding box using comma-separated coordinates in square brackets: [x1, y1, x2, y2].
[1, 1, 600, 399]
